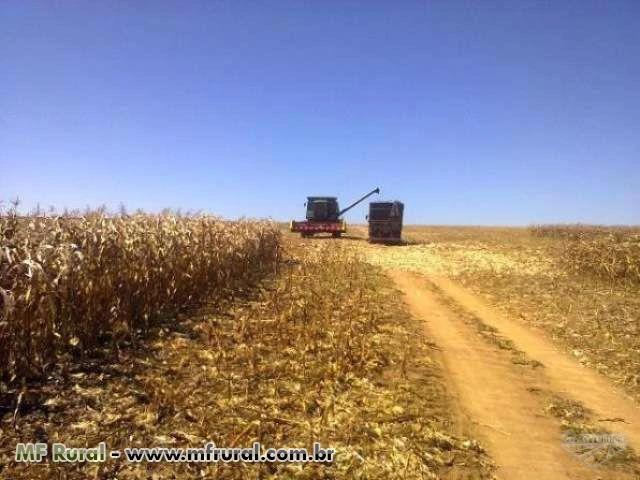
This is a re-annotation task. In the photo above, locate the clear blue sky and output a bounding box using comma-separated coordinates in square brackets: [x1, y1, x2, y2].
[2, 1, 638, 224]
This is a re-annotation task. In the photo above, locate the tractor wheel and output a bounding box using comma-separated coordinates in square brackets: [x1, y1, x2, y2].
[301, 233, 312, 238]
[332, 232, 342, 238]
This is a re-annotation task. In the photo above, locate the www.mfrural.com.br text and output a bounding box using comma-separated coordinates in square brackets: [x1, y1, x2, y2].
[15, 441, 335, 464]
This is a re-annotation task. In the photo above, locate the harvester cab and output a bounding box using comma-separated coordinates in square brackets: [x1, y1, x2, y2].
[291, 187, 380, 238]
[305, 197, 340, 222]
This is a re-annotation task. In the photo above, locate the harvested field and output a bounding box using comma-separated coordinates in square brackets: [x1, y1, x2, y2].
[331, 225, 640, 478]
[0, 215, 493, 479]
[345, 225, 640, 401]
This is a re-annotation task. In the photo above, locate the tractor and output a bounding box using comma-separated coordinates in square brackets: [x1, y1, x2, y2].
[290, 187, 380, 238]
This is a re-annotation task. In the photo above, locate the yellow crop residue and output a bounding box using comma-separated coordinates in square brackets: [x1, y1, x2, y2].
[349, 242, 553, 278]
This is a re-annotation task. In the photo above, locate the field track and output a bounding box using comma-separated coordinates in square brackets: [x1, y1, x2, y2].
[326, 227, 640, 479]
[391, 270, 640, 480]
[430, 274, 640, 448]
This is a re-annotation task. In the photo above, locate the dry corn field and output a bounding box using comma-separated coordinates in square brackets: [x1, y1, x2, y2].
[4, 214, 640, 480]
[0, 208, 280, 382]
[531, 224, 640, 284]
[0, 211, 494, 479]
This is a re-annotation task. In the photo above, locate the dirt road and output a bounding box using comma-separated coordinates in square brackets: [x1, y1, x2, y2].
[390, 269, 640, 480]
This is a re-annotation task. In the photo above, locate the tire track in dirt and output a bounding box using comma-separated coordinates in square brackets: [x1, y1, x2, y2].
[390, 269, 638, 480]
[430, 276, 640, 447]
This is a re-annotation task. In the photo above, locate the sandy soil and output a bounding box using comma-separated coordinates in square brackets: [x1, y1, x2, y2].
[390, 269, 640, 480]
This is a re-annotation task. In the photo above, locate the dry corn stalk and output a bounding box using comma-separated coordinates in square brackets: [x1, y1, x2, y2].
[0, 207, 280, 381]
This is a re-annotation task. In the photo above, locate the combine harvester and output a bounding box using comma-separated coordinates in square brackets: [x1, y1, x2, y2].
[290, 187, 380, 238]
